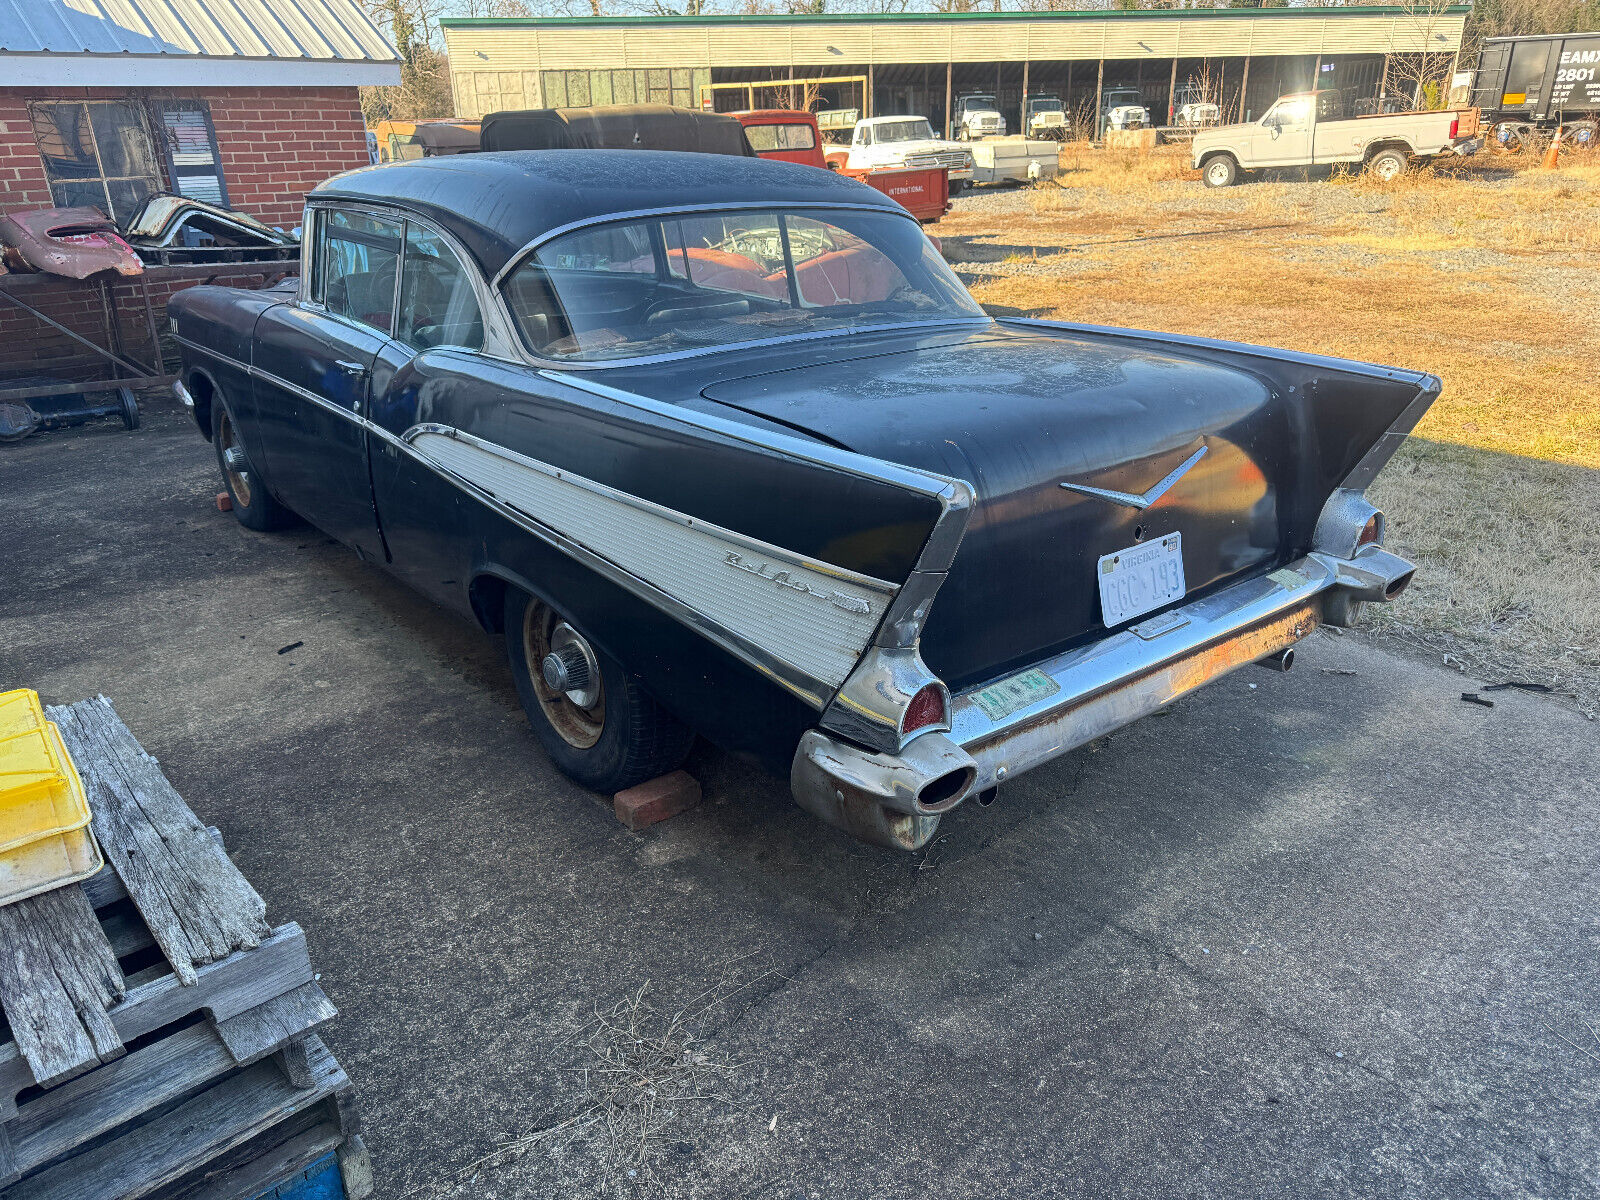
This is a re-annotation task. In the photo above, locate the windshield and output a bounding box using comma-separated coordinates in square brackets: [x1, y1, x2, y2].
[1263, 97, 1312, 126]
[503, 207, 984, 363]
[872, 119, 935, 144]
[743, 122, 816, 153]
[1029, 99, 1062, 112]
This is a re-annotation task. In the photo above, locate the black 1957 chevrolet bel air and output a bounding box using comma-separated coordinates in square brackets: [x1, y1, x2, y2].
[170, 150, 1435, 849]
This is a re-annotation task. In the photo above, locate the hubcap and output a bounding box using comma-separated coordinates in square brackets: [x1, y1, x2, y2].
[1207, 162, 1228, 184]
[217, 411, 252, 507]
[524, 605, 604, 749]
[1376, 157, 1400, 181]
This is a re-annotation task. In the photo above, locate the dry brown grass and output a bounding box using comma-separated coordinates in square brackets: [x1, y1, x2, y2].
[937, 146, 1600, 712]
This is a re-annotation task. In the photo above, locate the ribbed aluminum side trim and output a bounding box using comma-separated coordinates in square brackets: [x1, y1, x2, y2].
[407, 427, 897, 694]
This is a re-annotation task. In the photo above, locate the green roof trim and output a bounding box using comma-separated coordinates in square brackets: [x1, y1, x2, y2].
[441, 5, 1468, 29]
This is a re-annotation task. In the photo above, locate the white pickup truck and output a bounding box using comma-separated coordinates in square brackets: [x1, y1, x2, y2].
[1192, 89, 1482, 186]
[832, 116, 974, 186]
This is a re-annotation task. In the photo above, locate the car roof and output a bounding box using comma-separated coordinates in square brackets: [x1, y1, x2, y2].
[309, 149, 897, 277]
[734, 109, 816, 123]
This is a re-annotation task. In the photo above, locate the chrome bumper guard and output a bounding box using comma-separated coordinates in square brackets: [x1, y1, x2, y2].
[792, 545, 1414, 849]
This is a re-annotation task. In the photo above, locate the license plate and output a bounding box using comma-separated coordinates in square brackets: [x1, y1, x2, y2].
[1098, 533, 1186, 628]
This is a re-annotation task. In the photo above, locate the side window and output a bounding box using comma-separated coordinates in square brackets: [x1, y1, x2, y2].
[315, 210, 401, 334]
[28, 100, 162, 224]
[395, 224, 484, 352]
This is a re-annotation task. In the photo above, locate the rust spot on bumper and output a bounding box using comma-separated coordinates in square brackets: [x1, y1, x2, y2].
[967, 603, 1321, 787]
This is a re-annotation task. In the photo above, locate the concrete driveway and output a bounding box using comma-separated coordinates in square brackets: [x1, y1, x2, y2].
[4, 399, 1597, 1199]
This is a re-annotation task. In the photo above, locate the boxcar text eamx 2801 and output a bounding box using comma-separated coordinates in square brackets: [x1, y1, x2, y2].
[171, 151, 1436, 849]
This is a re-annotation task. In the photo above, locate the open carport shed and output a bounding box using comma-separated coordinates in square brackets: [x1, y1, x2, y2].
[442, 5, 1467, 136]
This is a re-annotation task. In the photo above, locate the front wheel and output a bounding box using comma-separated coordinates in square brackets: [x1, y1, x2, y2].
[1201, 155, 1238, 188]
[504, 590, 694, 794]
[213, 403, 294, 531]
[1367, 149, 1409, 181]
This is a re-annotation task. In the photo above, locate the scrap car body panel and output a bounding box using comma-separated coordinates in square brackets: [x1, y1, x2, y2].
[169, 150, 1438, 850]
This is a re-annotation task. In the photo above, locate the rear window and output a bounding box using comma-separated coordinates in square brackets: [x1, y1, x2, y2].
[503, 207, 982, 363]
[744, 123, 817, 153]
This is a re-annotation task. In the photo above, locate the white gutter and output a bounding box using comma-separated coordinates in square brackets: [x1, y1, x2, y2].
[0, 55, 401, 88]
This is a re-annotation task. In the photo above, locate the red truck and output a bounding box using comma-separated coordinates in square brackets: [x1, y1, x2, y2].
[733, 109, 950, 224]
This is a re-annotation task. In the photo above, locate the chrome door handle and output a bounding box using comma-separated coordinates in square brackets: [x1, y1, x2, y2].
[334, 359, 366, 374]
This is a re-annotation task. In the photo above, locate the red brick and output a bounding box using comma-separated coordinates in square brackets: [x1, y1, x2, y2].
[613, 771, 702, 832]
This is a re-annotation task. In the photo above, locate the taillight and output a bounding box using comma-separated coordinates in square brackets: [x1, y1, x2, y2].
[902, 685, 948, 735]
[1358, 512, 1384, 547]
[1449, 117, 1459, 139]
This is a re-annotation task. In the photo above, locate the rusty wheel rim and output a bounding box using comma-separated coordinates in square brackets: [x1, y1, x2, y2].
[217, 410, 252, 508]
[523, 600, 605, 750]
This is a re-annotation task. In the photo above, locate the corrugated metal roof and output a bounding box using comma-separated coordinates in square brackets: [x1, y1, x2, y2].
[0, 0, 398, 63]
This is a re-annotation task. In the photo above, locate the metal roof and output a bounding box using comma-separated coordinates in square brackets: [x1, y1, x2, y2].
[0, 0, 398, 68]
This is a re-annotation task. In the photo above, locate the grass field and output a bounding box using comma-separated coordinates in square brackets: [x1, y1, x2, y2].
[934, 145, 1600, 714]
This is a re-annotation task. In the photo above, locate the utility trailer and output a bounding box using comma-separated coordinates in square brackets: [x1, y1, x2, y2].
[1466, 32, 1600, 149]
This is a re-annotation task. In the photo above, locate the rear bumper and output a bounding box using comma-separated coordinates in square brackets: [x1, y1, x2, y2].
[791, 545, 1414, 848]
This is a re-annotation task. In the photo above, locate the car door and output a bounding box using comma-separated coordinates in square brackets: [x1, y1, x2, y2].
[1259, 97, 1313, 166]
[365, 218, 491, 604]
[251, 207, 400, 561]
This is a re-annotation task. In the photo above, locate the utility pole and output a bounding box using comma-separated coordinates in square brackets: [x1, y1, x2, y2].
[1094, 58, 1104, 139]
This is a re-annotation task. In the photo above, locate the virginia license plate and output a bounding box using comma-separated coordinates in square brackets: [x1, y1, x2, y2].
[1098, 533, 1186, 628]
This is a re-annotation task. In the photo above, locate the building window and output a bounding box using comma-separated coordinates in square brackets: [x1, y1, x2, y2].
[28, 101, 162, 225]
[153, 101, 228, 207]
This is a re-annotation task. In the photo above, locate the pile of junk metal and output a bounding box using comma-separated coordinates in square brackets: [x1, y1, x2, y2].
[0, 195, 298, 443]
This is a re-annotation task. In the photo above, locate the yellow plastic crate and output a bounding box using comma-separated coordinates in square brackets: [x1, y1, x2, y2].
[0, 823, 104, 907]
[0, 689, 92, 854]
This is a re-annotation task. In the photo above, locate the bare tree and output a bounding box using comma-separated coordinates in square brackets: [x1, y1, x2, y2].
[360, 0, 456, 124]
[1385, 0, 1462, 109]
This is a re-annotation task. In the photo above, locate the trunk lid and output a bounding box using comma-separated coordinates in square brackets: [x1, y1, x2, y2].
[695, 325, 1427, 688]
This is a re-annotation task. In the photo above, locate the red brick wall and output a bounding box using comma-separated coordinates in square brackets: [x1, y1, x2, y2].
[203, 87, 369, 231]
[0, 84, 368, 232]
[0, 91, 54, 210]
[0, 267, 293, 382]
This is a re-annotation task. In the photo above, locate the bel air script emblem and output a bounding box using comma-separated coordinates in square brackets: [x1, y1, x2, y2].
[723, 552, 873, 615]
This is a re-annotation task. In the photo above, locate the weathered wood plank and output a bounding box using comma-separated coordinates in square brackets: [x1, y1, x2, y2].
[274, 1039, 315, 1090]
[172, 1122, 346, 1200]
[1, 979, 335, 1185]
[338, 1133, 375, 1200]
[0, 887, 125, 1090]
[81, 827, 224, 913]
[0, 924, 312, 1121]
[214, 982, 336, 1067]
[0, 1035, 346, 1200]
[47, 698, 269, 987]
[1, 1022, 231, 1188]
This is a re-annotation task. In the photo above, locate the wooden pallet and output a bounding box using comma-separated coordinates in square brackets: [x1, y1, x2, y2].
[0, 698, 368, 1200]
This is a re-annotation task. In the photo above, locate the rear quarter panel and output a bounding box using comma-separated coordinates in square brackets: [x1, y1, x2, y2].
[368, 351, 952, 768]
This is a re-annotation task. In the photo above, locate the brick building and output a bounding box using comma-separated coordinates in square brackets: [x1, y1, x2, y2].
[0, 0, 398, 381]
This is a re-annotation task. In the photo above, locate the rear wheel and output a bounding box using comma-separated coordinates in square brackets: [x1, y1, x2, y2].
[213, 404, 294, 531]
[1367, 148, 1409, 181]
[504, 590, 694, 794]
[1201, 155, 1238, 188]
